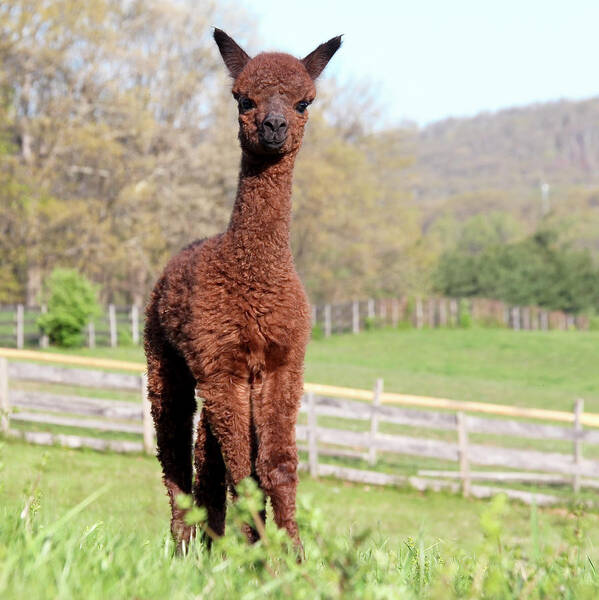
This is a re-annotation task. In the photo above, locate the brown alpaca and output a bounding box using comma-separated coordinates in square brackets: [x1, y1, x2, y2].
[144, 29, 341, 552]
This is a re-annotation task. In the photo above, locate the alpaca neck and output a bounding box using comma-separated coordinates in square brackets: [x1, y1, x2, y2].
[227, 151, 296, 263]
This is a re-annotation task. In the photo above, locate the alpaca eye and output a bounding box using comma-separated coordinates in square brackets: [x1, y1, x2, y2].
[295, 100, 310, 113]
[238, 97, 255, 112]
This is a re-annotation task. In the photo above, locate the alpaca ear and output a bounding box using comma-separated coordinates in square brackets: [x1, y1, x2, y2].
[213, 28, 251, 79]
[302, 35, 342, 80]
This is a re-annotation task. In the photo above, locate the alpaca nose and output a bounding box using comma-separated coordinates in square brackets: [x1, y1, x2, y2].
[261, 113, 288, 144]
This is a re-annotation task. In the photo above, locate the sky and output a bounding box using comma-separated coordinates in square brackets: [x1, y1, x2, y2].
[240, 0, 599, 126]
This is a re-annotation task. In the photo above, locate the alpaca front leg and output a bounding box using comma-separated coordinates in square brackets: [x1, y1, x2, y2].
[193, 409, 227, 547]
[253, 367, 303, 550]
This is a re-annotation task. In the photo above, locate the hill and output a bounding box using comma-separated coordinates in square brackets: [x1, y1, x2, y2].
[413, 96, 599, 201]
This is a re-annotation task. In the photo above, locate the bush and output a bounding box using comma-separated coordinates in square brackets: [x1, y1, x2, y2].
[364, 316, 382, 330]
[458, 298, 472, 328]
[311, 323, 324, 340]
[37, 269, 100, 347]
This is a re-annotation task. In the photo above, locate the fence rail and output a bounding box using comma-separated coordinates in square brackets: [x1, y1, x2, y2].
[1, 349, 597, 505]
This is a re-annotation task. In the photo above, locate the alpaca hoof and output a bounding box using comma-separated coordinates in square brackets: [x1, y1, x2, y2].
[172, 521, 195, 555]
[293, 536, 305, 563]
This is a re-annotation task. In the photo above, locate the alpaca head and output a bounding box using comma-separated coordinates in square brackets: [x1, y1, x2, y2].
[214, 29, 341, 158]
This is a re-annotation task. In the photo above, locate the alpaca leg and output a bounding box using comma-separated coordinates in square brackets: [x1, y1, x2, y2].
[229, 472, 267, 544]
[197, 376, 258, 541]
[146, 343, 196, 551]
[197, 377, 252, 485]
[253, 367, 303, 549]
[193, 408, 227, 547]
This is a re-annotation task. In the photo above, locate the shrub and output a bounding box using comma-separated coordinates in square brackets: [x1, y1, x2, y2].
[458, 298, 472, 328]
[311, 323, 324, 340]
[37, 269, 100, 347]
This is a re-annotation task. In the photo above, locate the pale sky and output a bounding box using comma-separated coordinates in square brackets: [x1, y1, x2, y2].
[240, 0, 599, 126]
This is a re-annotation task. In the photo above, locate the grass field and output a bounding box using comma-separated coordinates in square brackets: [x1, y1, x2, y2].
[3, 328, 599, 597]
[36, 327, 599, 412]
[1, 438, 599, 598]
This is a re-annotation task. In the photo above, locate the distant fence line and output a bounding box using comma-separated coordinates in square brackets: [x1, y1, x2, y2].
[312, 296, 589, 336]
[0, 304, 141, 349]
[1, 349, 598, 506]
[0, 296, 589, 349]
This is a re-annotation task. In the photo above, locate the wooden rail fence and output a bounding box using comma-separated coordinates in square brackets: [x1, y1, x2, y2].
[0, 304, 141, 349]
[0, 296, 588, 349]
[1, 349, 598, 506]
[312, 296, 589, 336]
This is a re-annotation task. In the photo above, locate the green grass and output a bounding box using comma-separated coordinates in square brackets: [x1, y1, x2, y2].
[33, 327, 599, 412]
[1, 438, 599, 599]
[3, 328, 599, 596]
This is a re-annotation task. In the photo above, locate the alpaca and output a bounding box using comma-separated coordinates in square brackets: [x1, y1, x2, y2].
[144, 29, 341, 552]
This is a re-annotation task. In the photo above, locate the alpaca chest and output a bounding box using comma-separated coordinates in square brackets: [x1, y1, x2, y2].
[236, 291, 309, 373]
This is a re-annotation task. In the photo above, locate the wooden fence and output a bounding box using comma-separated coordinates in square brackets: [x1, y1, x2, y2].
[0, 304, 141, 349]
[0, 356, 152, 454]
[312, 297, 589, 336]
[1, 349, 598, 506]
[0, 296, 588, 349]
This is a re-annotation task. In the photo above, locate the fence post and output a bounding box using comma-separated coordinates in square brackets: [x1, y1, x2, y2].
[141, 373, 154, 455]
[40, 304, 49, 348]
[307, 391, 318, 478]
[108, 304, 117, 348]
[438, 299, 447, 327]
[16, 304, 24, 349]
[449, 298, 458, 327]
[311, 305, 316, 328]
[367, 298, 375, 322]
[392, 298, 400, 327]
[0, 357, 9, 434]
[427, 298, 435, 327]
[352, 300, 360, 334]
[457, 412, 471, 497]
[379, 300, 387, 324]
[573, 398, 584, 493]
[324, 304, 332, 338]
[131, 304, 140, 345]
[415, 298, 424, 329]
[368, 378, 383, 466]
[511, 307, 520, 331]
[87, 321, 96, 349]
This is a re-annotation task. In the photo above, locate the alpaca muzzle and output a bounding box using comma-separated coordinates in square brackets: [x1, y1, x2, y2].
[260, 113, 288, 148]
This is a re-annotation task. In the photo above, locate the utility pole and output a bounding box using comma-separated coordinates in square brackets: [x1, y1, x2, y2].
[540, 182, 550, 217]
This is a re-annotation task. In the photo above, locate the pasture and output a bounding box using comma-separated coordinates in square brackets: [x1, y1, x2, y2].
[1, 438, 599, 598]
[2, 327, 599, 597]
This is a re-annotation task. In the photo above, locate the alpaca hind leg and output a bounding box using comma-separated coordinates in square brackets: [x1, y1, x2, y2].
[146, 343, 196, 551]
[193, 409, 227, 547]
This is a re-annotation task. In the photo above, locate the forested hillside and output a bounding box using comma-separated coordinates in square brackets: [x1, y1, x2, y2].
[413, 98, 599, 265]
[414, 97, 599, 200]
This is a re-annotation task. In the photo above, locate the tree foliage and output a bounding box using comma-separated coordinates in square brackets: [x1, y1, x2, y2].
[434, 229, 599, 313]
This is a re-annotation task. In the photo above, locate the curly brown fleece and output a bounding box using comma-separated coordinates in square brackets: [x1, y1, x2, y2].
[144, 29, 341, 551]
